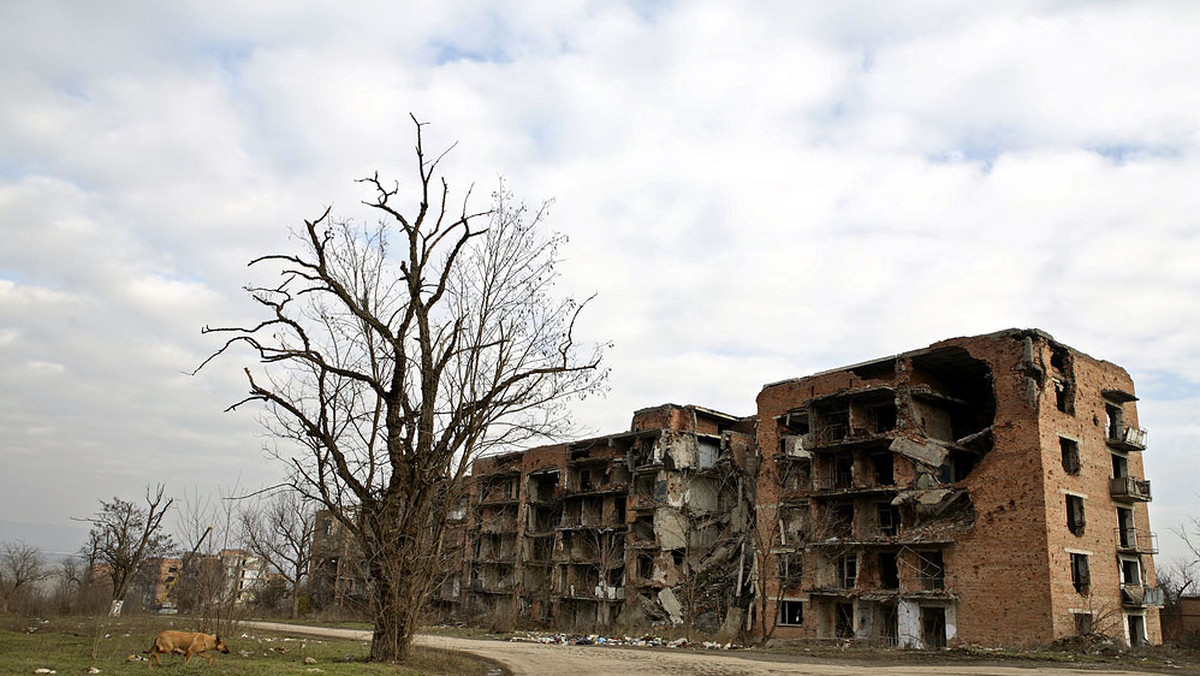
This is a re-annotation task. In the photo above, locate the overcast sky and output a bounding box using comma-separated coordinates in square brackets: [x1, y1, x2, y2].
[2, 1, 1199, 565]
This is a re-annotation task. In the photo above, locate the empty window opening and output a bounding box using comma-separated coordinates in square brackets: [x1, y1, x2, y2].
[1066, 495, 1086, 536]
[777, 552, 803, 586]
[1112, 453, 1129, 479]
[781, 458, 812, 491]
[529, 472, 560, 502]
[611, 464, 631, 487]
[834, 454, 854, 489]
[783, 410, 810, 435]
[1106, 403, 1124, 441]
[835, 603, 855, 639]
[1117, 507, 1135, 547]
[1054, 379, 1073, 414]
[671, 549, 685, 567]
[921, 607, 947, 648]
[877, 503, 900, 536]
[529, 505, 560, 533]
[825, 410, 850, 443]
[872, 453, 894, 486]
[831, 504, 855, 538]
[878, 553, 899, 589]
[531, 537, 553, 562]
[633, 516, 654, 542]
[611, 498, 626, 525]
[579, 469, 593, 492]
[1075, 612, 1093, 636]
[837, 554, 858, 588]
[582, 498, 603, 526]
[634, 473, 655, 498]
[1070, 553, 1090, 595]
[779, 504, 809, 547]
[918, 551, 945, 590]
[778, 600, 804, 627]
[607, 566, 624, 588]
[1121, 558, 1141, 586]
[1061, 438, 1080, 475]
[637, 553, 653, 580]
[870, 403, 898, 433]
[1051, 346, 1069, 372]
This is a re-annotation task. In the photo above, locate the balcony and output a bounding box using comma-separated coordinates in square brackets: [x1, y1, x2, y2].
[1107, 426, 1147, 452]
[1121, 584, 1165, 608]
[1110, 476, 1152, 502]
[1115, 527, 1158, 554]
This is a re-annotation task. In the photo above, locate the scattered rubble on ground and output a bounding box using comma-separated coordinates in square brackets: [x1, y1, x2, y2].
[508, 631, 742, 650]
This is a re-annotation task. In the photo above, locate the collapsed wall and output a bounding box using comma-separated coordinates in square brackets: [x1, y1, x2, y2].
[457, 404, 756, 635]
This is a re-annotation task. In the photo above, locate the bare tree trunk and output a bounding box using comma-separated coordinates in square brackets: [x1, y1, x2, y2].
[292, 580, 302, 619]
[370, 561, 418, 662]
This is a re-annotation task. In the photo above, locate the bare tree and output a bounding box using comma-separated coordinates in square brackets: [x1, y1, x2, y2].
[77, 485, 175, 616]
[0, 541, 51, 613]
[171, 485, 248, 635]
[1176, 513, 1200, 569]
[199, 116, 606, 662]
[241, 491, 316, 618]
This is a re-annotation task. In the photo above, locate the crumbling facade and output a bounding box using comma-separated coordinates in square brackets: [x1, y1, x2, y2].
[460, 404, 757, 634]
[756, 329, 1162, 648]
[311, 329, 1163, 648]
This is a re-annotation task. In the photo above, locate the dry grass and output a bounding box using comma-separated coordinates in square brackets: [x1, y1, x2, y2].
[0, 614, 503, 675]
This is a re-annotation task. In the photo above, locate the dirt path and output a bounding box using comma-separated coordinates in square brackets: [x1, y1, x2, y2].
[242, 621, 1153, 675]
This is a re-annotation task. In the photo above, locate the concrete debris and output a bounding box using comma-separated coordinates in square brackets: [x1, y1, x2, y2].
[658, 587, 684, 625]
[779, 434, 811, 458]
[654, 507, 688, 550]
[889, 436, 948, 468]
[509, 632, 743, 649]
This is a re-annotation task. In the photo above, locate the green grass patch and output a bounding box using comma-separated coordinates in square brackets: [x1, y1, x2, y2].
[0, 615, 497, 675]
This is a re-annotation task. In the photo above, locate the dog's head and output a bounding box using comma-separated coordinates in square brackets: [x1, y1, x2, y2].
[214, 635, 230, 654]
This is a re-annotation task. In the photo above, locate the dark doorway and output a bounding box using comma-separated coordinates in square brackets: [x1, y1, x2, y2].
[835, 602, 854, 639]
[921, 606, 947, 648]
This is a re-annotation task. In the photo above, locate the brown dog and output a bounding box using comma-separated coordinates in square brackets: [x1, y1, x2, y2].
[144, 630, 229, 667]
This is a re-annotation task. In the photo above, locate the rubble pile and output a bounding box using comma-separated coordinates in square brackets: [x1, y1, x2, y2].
[508, 631, 742, 650]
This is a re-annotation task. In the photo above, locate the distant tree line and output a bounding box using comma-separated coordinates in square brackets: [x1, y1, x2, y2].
[0, 484, 321, 623]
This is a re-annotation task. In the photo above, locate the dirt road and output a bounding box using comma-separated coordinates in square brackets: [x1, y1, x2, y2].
[243, 621, 1152, 675]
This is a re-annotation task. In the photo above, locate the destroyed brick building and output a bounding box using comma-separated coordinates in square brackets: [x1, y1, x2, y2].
[459, 404, 757, 635]
[310, 329, 1163, 648]
[757, 329, 1162, 648]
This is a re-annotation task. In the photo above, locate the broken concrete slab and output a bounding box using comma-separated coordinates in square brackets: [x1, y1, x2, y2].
[889, 436, 948, 468]
[655, 506, 688, 550]
[658, 587, 684, 625]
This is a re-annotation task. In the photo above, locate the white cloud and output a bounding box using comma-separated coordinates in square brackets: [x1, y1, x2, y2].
[0, 0, 1198, 564]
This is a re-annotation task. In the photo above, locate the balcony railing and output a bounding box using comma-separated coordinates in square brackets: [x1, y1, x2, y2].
[1115, 527, 1158, 554]
[1121, 584, 1165, 608]
[1110, 476, 1152, 502]
[1107, 426, 1147, 451]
